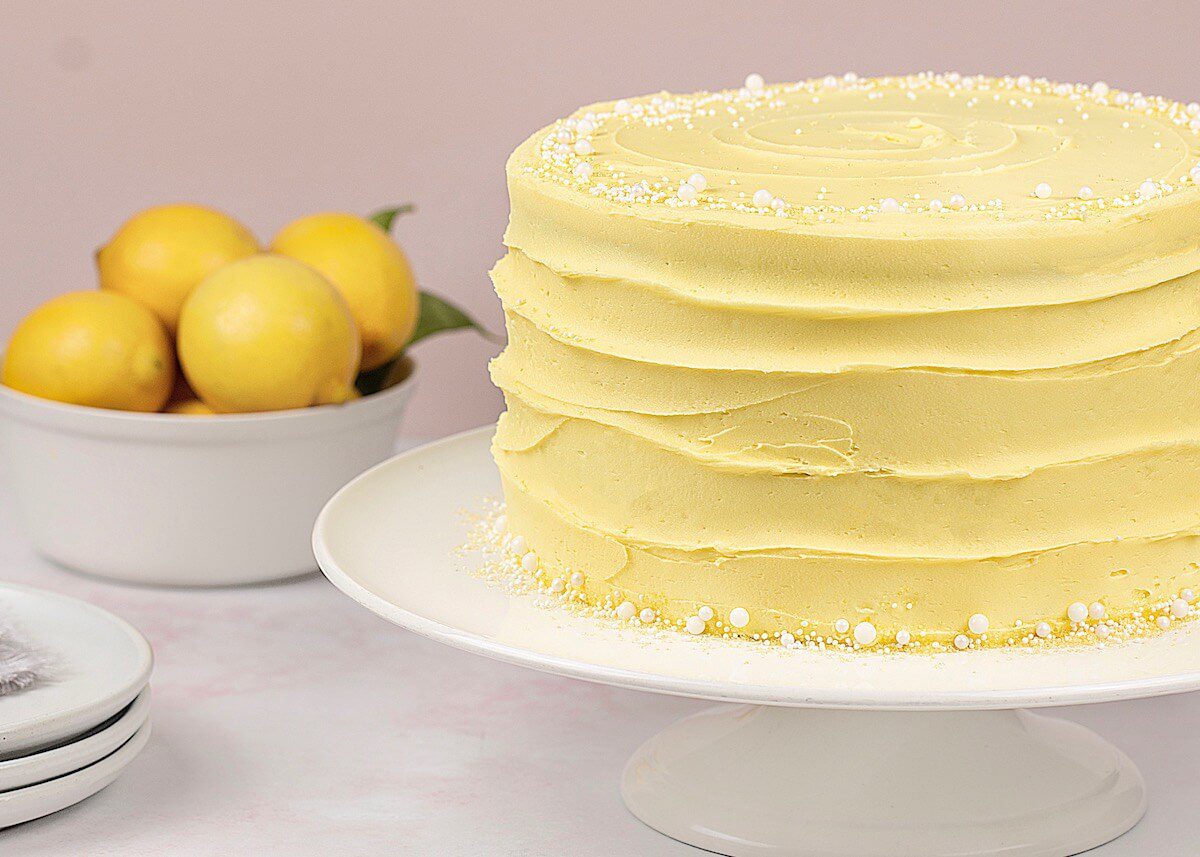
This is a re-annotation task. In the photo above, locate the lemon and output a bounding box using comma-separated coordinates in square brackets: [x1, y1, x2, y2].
[2, 291, 174, 411]
[98, 204, 260, 333]
[164, 377, 216, 416]
[177, 255, 361, 412]
[166, 398, 217, 416]
[271, 212, 418, 370]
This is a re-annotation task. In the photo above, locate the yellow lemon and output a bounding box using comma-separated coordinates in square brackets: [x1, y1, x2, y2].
[270, 212, 418, 370]
[166, 398, 217, 416]
[2, 291, 174, 411]
[98, 204, 260, 333]
[163, 376, 216, 415]
[177, 255, 360, 413]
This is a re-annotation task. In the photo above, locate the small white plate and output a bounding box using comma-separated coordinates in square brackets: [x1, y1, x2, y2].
[0, 586, 152, 759]
[0, 687, 151, 792]
[0, 719, 151, 829]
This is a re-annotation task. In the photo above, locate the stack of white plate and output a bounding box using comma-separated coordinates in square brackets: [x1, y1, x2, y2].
[0, 585, 153, 828]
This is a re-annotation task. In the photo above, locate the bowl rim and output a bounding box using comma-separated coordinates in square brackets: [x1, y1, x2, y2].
[0, 355, 416, 427]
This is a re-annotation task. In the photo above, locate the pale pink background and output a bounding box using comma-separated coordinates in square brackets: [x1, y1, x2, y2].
[4, 1, 1199, 435]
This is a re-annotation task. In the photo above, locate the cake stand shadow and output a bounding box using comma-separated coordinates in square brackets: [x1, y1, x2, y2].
[314, 426, 1200, 857]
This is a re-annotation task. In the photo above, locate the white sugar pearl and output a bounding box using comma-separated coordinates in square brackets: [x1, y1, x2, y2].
[687, 173, 707, 192]
[771, 197, 786, 210]
[834, 618, 850, 634]
[614, 99, 631, 115]
[685, 616, 706, 635]
[895, 629, 911, 646]
[639, 608, 656, 624]
[549, 578, 565, 594]
[879, 197, 901, 213]
[520, 552, 539, 572]
[1078, 186, 1093, 199]
[574, 139, 593, 156]
[752, 189, 773, 207]
[677, 182, 698, 202]
[1115, 92, 1129, 105]
[843, 71, 858, 83]
[555, 128, 573, 144]
[493, 515, 508, 533]
[573, 162, 593, 181]
[744, 73, 765, 92]
[954, 634, 970, 650]
[1092, 81, 1110, 97]
[1089, 602, 1106, 620]
[1184, 589, 1196, 602]
[728, 607, 750, 629]
[1095, 624, 1111, 639]
[509, 534, 527, 555]
[853, 621, 878, 646]
[1189, 102, 1200, 116]
[1133, 95, 1148, 110]
[1157, 615, 1173, 630]
[1171, 598, 1191, 619]
[1139, 180, 1158, 198]
[569, 572, 584, 588]
[928, 198, 944, 212]
[1067, 602, 1089, 623]
[822, 74, 839, 88]
[1016, 75, 1031, 88]
[780, 630, 796, 646]
[576, 119, 594, 136]
[1034, 182, 1052, 199]
[1035, 622, 1053, 639]
[968, 613, 989, 635]
[1190, 166, 1200, 181]
[948, 193, 966, 210]
[697, 605, 715, 622]
[616, 601, 636, 621]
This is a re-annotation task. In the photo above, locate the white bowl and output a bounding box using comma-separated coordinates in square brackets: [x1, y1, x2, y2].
[0, 366, 414, 586]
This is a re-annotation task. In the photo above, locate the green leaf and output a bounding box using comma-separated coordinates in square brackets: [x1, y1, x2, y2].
[354, 361, 393, 397]
[368, 204, 415, 233]
[410, 290, 497, 347]
[355, 354, 413, 397]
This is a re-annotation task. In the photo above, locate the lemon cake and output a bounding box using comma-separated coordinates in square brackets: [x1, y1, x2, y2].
[488, 73, 1200, 651]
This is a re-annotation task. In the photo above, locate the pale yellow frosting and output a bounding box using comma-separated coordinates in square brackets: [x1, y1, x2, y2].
[489, 73, 1200, 649]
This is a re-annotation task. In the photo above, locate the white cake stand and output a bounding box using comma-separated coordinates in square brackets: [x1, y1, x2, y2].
[313, 426, 1200, 857]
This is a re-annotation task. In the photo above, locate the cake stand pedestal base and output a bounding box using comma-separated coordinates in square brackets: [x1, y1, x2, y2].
[621, 705, 1145, 857]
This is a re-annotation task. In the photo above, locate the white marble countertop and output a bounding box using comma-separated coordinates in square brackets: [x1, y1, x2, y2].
[2, 439, 1198, 856]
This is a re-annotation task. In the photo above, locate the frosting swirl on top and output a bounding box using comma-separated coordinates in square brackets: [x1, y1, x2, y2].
[520, 72, 1200, 222]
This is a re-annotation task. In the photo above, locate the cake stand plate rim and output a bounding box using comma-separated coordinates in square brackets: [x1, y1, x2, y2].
[314, 424, 1200, 712]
